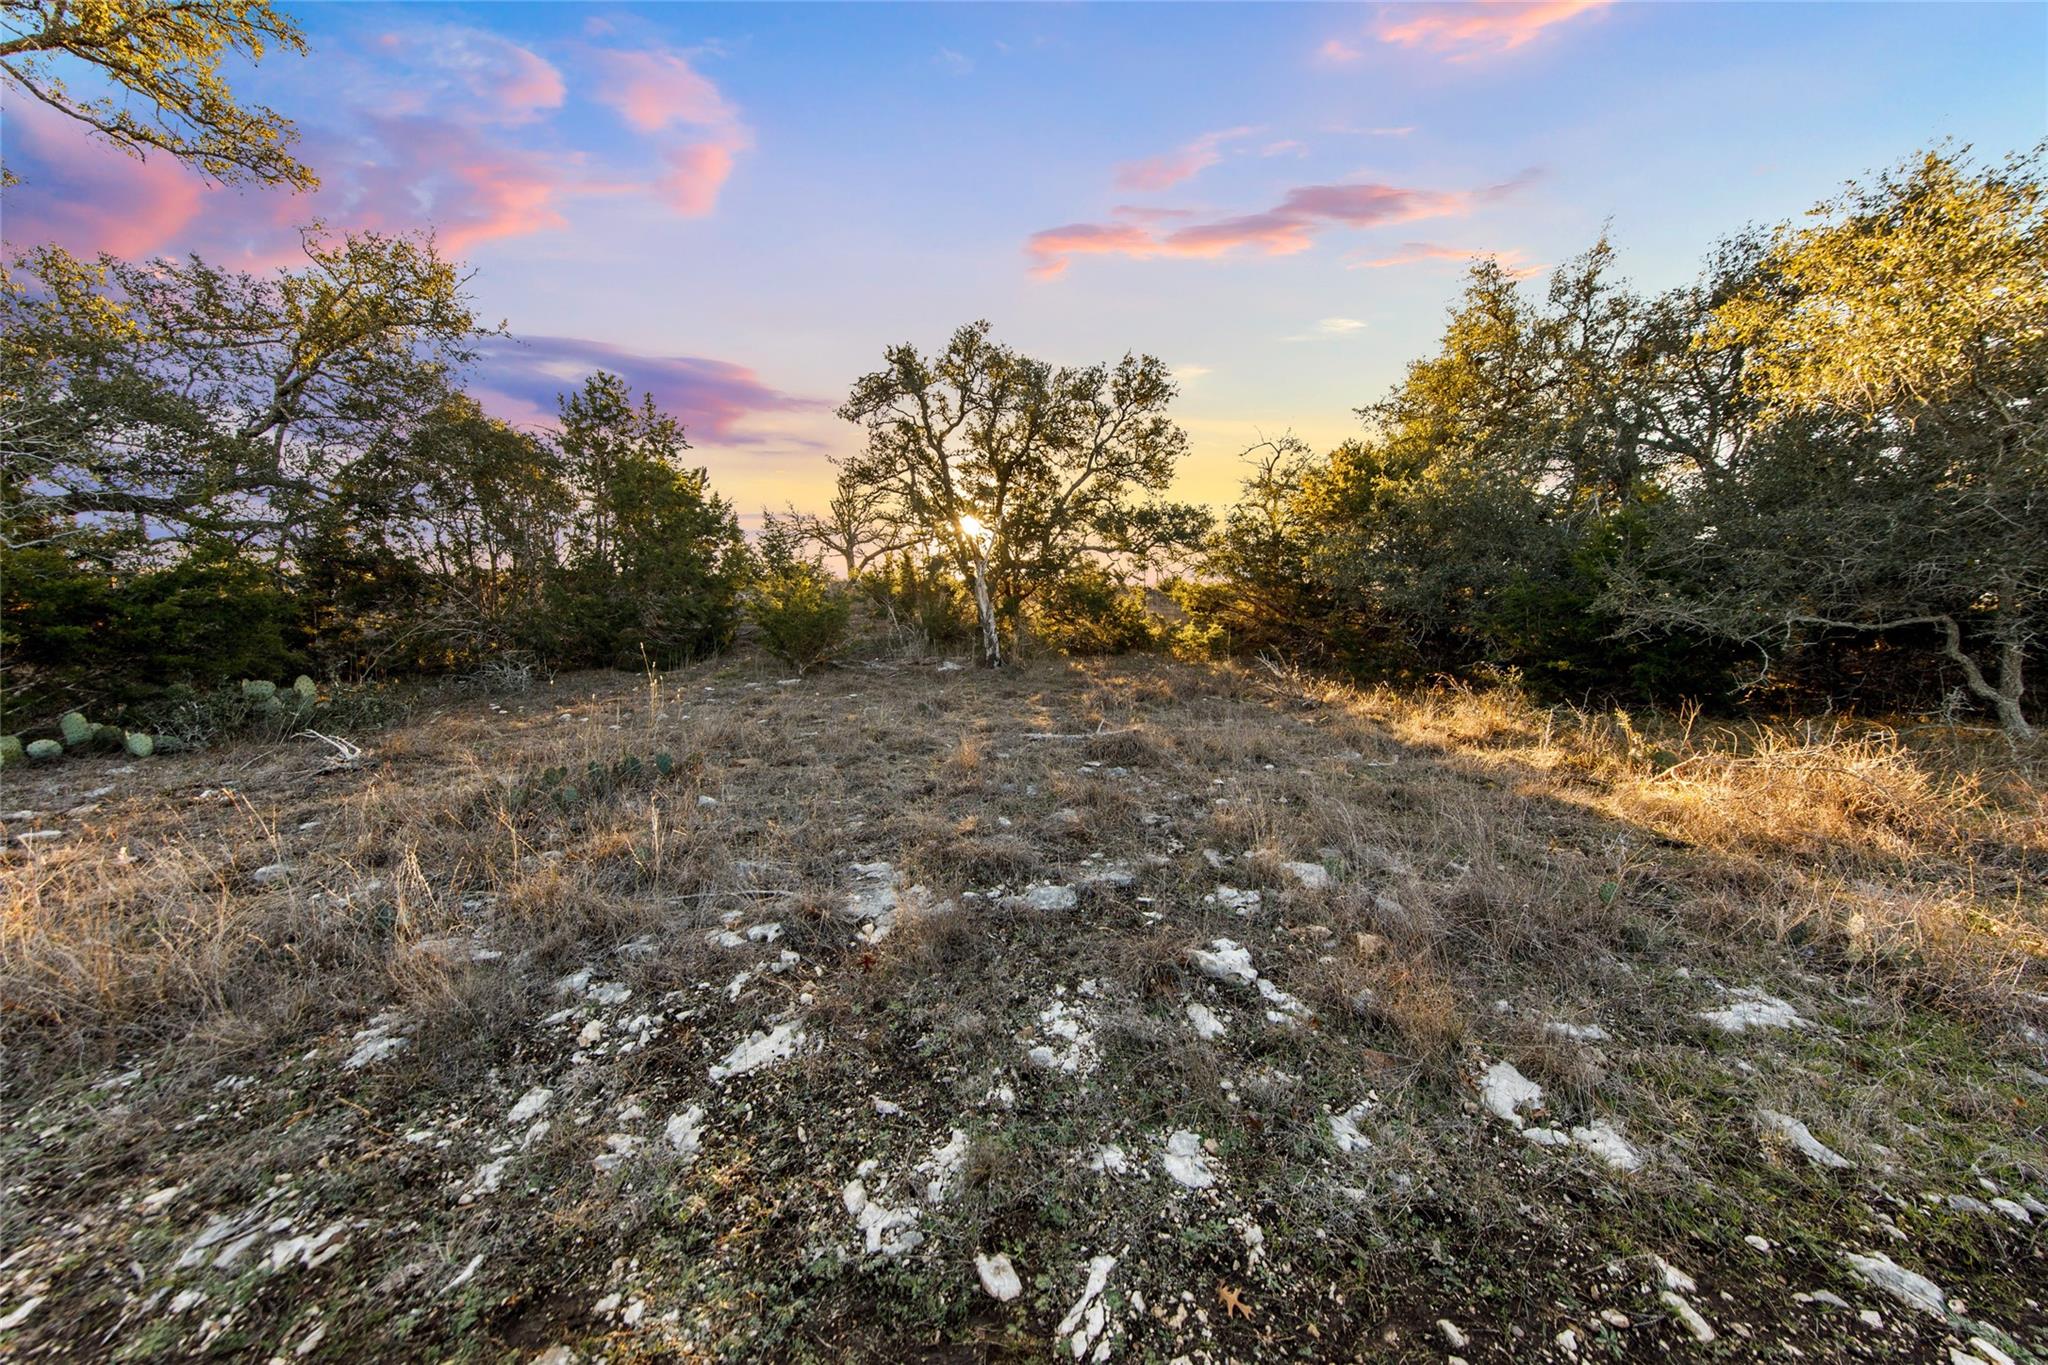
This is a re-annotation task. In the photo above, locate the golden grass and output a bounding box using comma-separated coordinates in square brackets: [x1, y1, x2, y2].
[1328, 670, 2047, 1018]
[1, 651, 2040, 1077]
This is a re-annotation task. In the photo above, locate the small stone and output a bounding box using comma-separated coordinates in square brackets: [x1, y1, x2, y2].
[508, 1087, 553, 1124]
[1185, 1002, 1226, 1040]
[975, 1251, 1022, 1301]
[1965, 1337, 2017, 1365]
[1160, 1129, 1217, 1188]
[1842, 1251, 1946, 1319]
[1279, 860, 1333, 891]
[1758, 1110, 1852, 1169]
[1697, 988, 1807, 1033]
[1660, 1291, 1716, 1343]
[1437, 1319, 1469, 1349]
[664, 1106, 706, 1161]
[1476, 1060, 1544, 1128]
[1568, 1120, 1642, 1172]
[1007, 883, 1078, 912]
[1988, 1197, 2031, 1224]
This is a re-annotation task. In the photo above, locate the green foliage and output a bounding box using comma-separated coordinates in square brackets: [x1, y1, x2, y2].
[25, 739, 62, 761]
[1187, 241, 1755, 702]
[1172, 144, 2039, 732]
[837, 320, 1208, 663]
[0, 735, 23, 764]
[1619, 146, 2046, 737]
[58, 711, 91, 746]
[2, 232, 487, 560]
[856, 552, 975, 649]
[748, 559, 852, 675]
[304, 394, 565, 675]
[536, 373, 748, 669]
[506, 751, 682, 816]
[0, 0, 315, 189]
[132, 678, 399, 748]
[1028, 566, 1157, 655]
[0, 542, 303, 722]
[123, 731, 155, 758]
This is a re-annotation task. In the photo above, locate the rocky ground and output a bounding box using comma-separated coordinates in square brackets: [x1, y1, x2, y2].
[0, 653, 2042, 1361]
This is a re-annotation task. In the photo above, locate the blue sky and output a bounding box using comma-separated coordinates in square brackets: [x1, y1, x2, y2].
[6, 1, 2044, 512]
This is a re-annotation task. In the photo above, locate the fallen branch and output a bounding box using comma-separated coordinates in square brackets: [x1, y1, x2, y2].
[298, 730, 364, 767]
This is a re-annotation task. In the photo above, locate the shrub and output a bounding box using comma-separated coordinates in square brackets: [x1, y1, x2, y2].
[749, 563, 852, 674]
[1029, 568, 1157, 655]
[0, 543, 304, 724]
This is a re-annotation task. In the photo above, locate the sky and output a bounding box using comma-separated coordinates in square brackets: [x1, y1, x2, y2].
[4, 1, 2044, 518]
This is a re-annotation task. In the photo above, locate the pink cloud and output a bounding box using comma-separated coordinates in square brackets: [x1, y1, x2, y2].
[1027, 170, 1537, 277]
[1023, 223, 1159, 277]
[1372, 0, 1613, 59]
[1111, 204, 1199, 223]
[1318, 37, 1365, 64]
[1114, 126, 1255, 192]
[0, 98, 207, 257]
[584, 45, 752, 216]
[1347, 240, 1546, 277]
[659, 141, 739, 217]
[3, 75, 749, 267]
[1, 99, 587, 267]
[429, 27, 565, 123]
[472, 334, 828, 445]
[350, 24, 565, 125]
[288, 116, 575, 256]
[1156, 212, 1319, 259]
[592, 50, 738, 133]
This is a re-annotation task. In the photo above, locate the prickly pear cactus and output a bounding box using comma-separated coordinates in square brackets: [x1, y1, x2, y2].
[154, 735, 187, 754]
[242, 679, 278, 702]
[293, 675, 318, 702]
[26, 739, 63, 761]
[59, 712, 93, 747]
[124, 732, 156, 758]
[0, 736, 23, 765]
[94, 723, 126, 748]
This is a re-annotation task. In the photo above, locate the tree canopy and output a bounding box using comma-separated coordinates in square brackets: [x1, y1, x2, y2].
[0, 0, 314, 189]
[836, 320, 1208, 664]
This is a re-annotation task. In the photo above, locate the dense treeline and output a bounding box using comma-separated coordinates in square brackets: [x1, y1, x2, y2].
[2, 145, 2040, 740]
[1174, 146, 2045, 739]
[1, 236, 746, 717]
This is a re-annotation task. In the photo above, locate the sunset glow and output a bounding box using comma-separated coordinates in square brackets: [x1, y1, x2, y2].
[3, 2, 2039, 518]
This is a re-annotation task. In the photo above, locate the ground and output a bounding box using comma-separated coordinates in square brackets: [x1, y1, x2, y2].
[1, 652, 2043, 1362]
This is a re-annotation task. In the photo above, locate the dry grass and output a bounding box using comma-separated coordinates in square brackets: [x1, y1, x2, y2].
[0, 649, 2041, 1361]
[1314, 669, 2047, 1020]
[2, 652, 2041, 1069]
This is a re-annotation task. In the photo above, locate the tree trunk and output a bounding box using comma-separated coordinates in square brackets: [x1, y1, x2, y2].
[968, 547, 1001, 667]
[1936, 614, 2035, 742]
